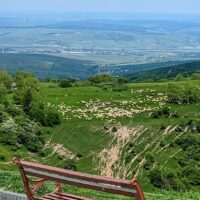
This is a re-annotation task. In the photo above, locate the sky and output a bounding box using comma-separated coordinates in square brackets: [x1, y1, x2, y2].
[1, 0, 200, 14]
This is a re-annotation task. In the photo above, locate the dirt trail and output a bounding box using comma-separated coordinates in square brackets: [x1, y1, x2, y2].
[43, 140, 76, 160]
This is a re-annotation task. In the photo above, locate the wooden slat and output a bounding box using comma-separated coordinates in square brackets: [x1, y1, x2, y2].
[40, 195, 57, 200]
[49, 193, 75, 200]
[55, 192, 90, 200]
[40, 193, 90, 200]
[24, 168, 137, 197]
[18, 160, 130, 187]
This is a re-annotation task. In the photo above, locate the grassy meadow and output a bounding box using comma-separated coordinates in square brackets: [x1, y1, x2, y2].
[1, 79, 200, 199]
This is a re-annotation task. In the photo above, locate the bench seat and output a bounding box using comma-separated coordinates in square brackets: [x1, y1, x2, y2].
[39, 192, 90, 200]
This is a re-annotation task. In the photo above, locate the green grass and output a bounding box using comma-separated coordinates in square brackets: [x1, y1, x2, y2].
[1, 79, 200, 196]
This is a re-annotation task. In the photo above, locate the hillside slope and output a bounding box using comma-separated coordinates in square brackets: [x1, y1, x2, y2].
[0, 54, 97, 79]
[126, 60, 200, 82]
[1, 79, 199, 193]
[0, 53, 186, 79]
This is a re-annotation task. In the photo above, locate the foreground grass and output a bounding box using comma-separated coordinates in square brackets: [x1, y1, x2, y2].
[0, 170, 199, 200]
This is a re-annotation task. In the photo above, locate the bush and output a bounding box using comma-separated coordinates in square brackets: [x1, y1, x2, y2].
[112, 84, 128, 92]
[45, 111, 61, 127]
[149, 169, 186, 191]
[175, 134, 200, 151]
[0, 71, 13, 89]
[15, 116, 41, 136]
[63, 160, 77, 171]
[149, 169, 164, 188]
[0, 117, 43, 152]
[59, 79, 75, 88]
[0, 111, 4, 123]
[29, 103, 61, 127]
[112, 126, 118, 132]
[144, 152, 155, 170]
[6, 105, 23, 117]
[89, 74, 116, 84]
[168, 85, 199, 104]
[0, 154, 6, 161]
[0, 118, 18, 145]
[0, 89, 9, 106]
[117, 77, 128, 84]
[151, 107, 178, 119]
[181, 165, 200, 186]
[28, 104, 46, 125]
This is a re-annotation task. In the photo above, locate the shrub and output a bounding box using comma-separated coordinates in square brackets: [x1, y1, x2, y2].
[28, 104, 46, 125]
[6, 105, 23, 117]
[117, 77, 128, 84]
[144, 152, 155, 170]
[181, 165, 200, 186]
[0, 117, 42, 153]
[0, 118, 18, 145]
[59, 78, 76, 88]
[63, 160, 77, 171]
[112, 126, 118, 132]
[149, 169, 186, 191]
[167, 86, 199, 104]
[89, 74, 115, 84]
[0, 111, 4, 123]
[15, 116, 41, 136]
[149, 169, 164, 188]
[29, 104, 60, 127]
[151, 107, 178, 119]
[175, 134, 200, 151]
[45, 110, 61, 127]
[0, 71, 13, 89]
[112, 84, 128, 92]
[0, 154, 6, 161]
[0, 89, 9, 106]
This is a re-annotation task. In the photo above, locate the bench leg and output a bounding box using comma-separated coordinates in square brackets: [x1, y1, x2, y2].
[131, 180, 145, 200]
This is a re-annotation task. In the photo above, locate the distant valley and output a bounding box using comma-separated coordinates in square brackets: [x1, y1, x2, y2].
[1, 13, 200, 67]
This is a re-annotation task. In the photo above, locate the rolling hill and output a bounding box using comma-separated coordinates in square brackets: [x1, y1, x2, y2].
[0, 53, 187, 79]
[0, 54, 97, 79]
[126, 60, 200, 82]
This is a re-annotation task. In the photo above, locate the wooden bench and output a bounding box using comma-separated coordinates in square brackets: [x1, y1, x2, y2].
[12, 157, 145, 200]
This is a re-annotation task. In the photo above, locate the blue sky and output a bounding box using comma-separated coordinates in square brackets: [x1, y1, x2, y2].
[1, 0, 200, 14]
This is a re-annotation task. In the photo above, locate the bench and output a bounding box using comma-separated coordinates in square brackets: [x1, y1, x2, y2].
[12, 157, 145, 200]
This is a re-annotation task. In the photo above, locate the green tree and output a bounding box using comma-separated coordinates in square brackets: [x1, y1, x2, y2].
[0, 71, 13, 89]
[89, 74, 115, 84]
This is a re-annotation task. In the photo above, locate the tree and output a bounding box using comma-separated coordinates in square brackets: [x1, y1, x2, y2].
[89, 74, 115, 84]
[0, 71, 13, 89]
[175, 73, 184, 81]
[22, 89, 33, 114]
[0, 89, 9, 106]
[190, 73, 200, 80]
[117, 77, 128, 84]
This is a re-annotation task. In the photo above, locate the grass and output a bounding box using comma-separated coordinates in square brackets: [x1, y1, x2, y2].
[1, 79, 200, 196]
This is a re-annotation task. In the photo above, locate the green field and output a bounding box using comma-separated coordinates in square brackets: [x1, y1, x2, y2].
[1, 78, 200, 199]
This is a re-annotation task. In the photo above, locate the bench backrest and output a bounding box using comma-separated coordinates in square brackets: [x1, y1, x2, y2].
[13, 157, 145, 200]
